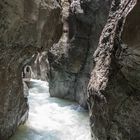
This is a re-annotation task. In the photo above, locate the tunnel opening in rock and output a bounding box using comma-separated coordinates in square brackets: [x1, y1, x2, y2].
[22, 65, 32, 80]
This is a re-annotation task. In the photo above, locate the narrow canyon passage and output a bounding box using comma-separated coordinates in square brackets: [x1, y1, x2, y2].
[1, 0, 139, 139]
[10, 80, 91, 140]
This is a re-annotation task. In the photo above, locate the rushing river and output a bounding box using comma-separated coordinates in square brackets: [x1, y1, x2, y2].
[10, 79, 91, 140]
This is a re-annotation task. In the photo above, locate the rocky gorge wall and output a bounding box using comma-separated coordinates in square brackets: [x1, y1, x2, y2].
[48, 0, 112, 107]
[88, 0, 140, 140]
[0, 0, 140, 140]
[0, 0, 62, 139]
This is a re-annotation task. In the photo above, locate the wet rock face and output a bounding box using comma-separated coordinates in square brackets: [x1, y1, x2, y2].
[48, 0, 111, 107]
[0, 0, 61, 139]
[88, 0, 140, 140]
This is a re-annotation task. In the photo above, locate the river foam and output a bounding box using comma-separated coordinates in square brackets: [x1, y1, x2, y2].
[10, 79, 91, 140]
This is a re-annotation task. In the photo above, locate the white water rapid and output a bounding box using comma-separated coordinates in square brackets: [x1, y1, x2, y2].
[10, 79, 91, 140]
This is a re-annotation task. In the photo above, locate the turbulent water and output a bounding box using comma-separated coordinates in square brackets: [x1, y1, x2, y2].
[10, 79, 91, 140]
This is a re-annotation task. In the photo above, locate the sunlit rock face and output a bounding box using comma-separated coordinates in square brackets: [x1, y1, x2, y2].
[48, 0, 111, 107]
[88, 0, 140, 140]
[30, 52, 50, 81]
[0, 0, 61, 139]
